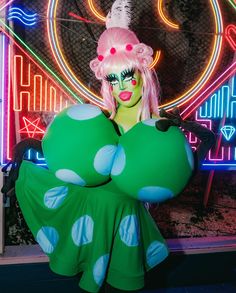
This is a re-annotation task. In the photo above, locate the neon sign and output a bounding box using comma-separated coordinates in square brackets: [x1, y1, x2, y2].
[8, 7, 37, 26]
[0, 0, 235, 172]
[0, 29, 76, 163]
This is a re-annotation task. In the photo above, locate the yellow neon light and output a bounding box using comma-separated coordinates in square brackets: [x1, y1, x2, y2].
[87, 0, 106, 22]
[149, 50, 161, 69]
[157, 0, 179, 30]
[162, 0, 223, 108]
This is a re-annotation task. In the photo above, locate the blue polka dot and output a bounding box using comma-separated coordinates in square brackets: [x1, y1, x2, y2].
[72, 215, 94, 246]
[94, 145, 117, 176]
[146, 241, 169, 268]
[142, 118, 159, 127]
[44, 186, 68, 209]
[36, 227, 59, 254]
[67, 104, 102, 120]
[119, 215, 139, 246]
[185, 141, 194, 170]
[138, 186, 174, 203]
[55, 169, 86, 186]
[111, 145, 126, 176]
[93, 254, 110, 287]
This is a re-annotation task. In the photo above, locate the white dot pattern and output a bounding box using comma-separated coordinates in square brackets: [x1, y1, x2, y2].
[44, 186, 68, 209]
[72, 215, 94, 246]
[142, 118, 159, 127]
[138, 186, 174, 203]
[119, 215, 140, 246]
[94, 145, 117, 176]
[67, 104, 102, 120]
[146, 241, 169, 268]
[111, 145, 126, 176]
[55, 169, 86, 186]
[93, 254, 110, 287]
[36, 226, 59, 254]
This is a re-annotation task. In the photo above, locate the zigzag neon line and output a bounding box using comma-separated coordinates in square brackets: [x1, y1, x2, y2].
[182, 62, 236, 118]
[198, 75, 236, 118]
[12, 55, 70, 112]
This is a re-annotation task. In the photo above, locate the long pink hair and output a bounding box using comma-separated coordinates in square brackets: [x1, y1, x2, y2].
[90, 27, 160, 120]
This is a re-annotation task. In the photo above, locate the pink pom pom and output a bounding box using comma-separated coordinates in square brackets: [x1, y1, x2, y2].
[126, 44, 133, 51]
[98, 55, 104, 61]
[110, 47, 116, 54]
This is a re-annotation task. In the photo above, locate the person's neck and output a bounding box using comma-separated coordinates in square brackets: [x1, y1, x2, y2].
[114, 99, 142, 133]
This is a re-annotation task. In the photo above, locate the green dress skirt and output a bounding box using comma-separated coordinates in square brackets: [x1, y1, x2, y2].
[16, 160, 168, 292]
[15, 104, 193, 292]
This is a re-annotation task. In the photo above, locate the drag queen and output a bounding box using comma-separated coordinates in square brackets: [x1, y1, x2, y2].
[1, 1, 215, 292]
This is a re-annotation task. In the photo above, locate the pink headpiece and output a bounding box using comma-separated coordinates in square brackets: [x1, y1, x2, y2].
[90, 0, 154, 79]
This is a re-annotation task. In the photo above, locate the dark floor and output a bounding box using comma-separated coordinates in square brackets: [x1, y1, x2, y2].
[0, 251, 235, 293]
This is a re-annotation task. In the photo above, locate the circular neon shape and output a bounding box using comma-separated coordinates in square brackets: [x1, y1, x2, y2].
[47, 0, 223, 110]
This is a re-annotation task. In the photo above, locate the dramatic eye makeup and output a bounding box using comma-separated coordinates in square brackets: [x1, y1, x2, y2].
[105, 73, 119, 85]
[121, 68, 135, 81]
[106, 68, 136, 86]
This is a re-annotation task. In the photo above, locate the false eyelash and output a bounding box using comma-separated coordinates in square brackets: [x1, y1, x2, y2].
[121, 68, 135, 80]
[105, 74, 118, 82]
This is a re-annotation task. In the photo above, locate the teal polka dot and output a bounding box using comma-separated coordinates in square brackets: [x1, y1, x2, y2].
[67, 104, 101, 120]
[185, 141, 194, 170]
[94, 145, 117, 176]
[44, 186, 68, 209]
[72, 215, 94, 246]
[138, 186, 174, 203]
[142, 118, 159, 127]
[55, 169, 86, 186]
[146, 241, 169, 268]
[93, 254, 110, 287]
[111, 145, 126, 176]
[119, 215, 140, 246]
[36, 227, 59, 254]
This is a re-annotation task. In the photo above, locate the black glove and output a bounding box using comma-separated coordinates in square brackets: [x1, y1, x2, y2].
[156, 107, 216, 169]
[1, 138, 43, 196]
[155, 107, 181, 132]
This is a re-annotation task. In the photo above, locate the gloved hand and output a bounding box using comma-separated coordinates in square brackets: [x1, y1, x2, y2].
[155, 107, 182, 132]
[1, 138, 42, 196]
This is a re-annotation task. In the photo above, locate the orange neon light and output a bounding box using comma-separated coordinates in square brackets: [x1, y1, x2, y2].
[149, 50, 161, 69]
[87, 0, 106, 22]
[12, 54, 70, 112]
[157, 0, 179, 30]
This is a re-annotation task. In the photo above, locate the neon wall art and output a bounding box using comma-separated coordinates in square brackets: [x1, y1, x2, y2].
[47, 0, 223, 109]
[0, 0, 235, 171]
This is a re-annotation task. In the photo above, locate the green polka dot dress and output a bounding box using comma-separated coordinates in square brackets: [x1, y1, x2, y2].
[15, 104, 194, 292]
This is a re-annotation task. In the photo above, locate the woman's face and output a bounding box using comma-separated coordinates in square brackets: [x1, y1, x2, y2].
[106, 68, 143, 107]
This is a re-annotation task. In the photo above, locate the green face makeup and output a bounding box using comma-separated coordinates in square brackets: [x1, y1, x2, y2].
[106, 68, 143, 107]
